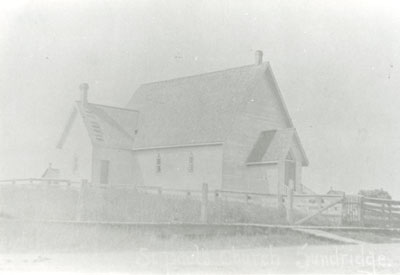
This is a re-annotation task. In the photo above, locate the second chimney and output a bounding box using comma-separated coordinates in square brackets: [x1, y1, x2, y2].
[255, 50, 263, 65]
[79, 83, 89, 106]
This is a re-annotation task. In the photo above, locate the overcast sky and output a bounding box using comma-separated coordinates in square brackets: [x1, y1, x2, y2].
[1, 0, 400, 197]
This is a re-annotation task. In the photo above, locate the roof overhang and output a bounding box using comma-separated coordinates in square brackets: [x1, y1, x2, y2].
[246, 161, 278, 166]
[130, 142, 224, 152]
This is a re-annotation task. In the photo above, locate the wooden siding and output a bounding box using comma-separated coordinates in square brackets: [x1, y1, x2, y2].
[132, 145, 223, 190]
[245, 164, 278, 193]
[92, 147, 139, 185]
[222, 69, 301, 192]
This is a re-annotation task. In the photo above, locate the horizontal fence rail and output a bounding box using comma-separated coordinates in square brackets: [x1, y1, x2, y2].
[3, 178, 400, 227]
[361, 196, 400, 227]
[0, 178, 345, 225]
[0, 178, 82, 186]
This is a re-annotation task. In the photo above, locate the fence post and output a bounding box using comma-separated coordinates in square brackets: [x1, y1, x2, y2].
[277, 161, 285, 212]
[214, 190, 222, 223]
[286, 185, 294, 224]
[76, 179, 88, 221]
[201, 183, 208, 224]
[359, 196, 364, 226]
[340, 194, 346, 226]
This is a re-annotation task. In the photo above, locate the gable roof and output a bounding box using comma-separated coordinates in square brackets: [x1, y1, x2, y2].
[57, 61, 308, 165]
[127, 62, 295, 149]
[247, 128, 309, 166]
[57, 102, 139, 150]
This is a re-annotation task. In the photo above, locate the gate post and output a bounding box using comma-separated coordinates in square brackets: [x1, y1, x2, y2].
[76, 179, 88, 221]
[201, 183, 208, 224]
[277, 160, 285, 212]
[286, 185, 294, 224]
[340, 194, 345, 226]
[359, 196, 364, 226]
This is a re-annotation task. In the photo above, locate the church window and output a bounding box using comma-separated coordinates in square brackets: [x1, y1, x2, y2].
[188, 152, 194, 173]
[156, 153, 161, 173]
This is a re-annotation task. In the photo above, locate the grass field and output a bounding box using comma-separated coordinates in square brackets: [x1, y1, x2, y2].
[0, 184, 338, 226]
[0, 220, 337, 253]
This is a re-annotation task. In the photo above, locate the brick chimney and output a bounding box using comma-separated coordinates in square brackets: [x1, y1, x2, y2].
[79, 83, 89, 106]
[255, 50, 263, 65]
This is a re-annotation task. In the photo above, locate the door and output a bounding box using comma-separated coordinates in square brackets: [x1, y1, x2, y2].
[285, 160, 296, 191]
[100, 160, 109, 184]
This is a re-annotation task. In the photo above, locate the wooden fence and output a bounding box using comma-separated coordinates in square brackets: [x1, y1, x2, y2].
[0, 178, 345, 225]
[361, 197, 400, 227]
[0, 178, 81, 186]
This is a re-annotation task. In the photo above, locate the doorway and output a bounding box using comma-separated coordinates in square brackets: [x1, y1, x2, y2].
[284, 151, 296, 191]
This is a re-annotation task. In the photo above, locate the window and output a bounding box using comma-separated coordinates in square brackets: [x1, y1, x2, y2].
[156, 153, 161, 173]
[188, 152, 194, 173]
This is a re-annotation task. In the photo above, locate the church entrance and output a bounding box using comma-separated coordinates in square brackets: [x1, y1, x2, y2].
[284, 151, 296, 191]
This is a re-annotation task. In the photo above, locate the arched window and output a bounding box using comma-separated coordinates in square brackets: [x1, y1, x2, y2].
[156, 153, 161, 173]
[188, 152, 194, 173]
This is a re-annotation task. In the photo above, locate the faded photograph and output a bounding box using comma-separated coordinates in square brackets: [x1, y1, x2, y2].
[1, 0, 400, 274]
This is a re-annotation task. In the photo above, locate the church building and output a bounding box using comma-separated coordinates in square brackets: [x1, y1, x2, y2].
[55, 51, 308, 194]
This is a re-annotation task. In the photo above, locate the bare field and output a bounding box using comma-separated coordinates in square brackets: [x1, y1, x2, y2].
[1, 243, 399, 274]
[0, 220, 335, 253]
[326, 229, 400, 244]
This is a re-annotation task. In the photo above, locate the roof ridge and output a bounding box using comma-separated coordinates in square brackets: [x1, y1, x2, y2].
[139, 62, 270, 88]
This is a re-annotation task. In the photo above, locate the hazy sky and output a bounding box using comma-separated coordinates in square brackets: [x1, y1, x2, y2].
[1, 0, 400, 197]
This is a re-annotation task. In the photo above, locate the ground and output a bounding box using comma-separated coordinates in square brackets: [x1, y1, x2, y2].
[1, 186, 398, 273]
[1, 243, 399, 274]
[327, 229, 400, 244]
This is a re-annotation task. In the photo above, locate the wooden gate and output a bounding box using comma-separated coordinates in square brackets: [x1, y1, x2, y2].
[341, 195, 362, 226]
